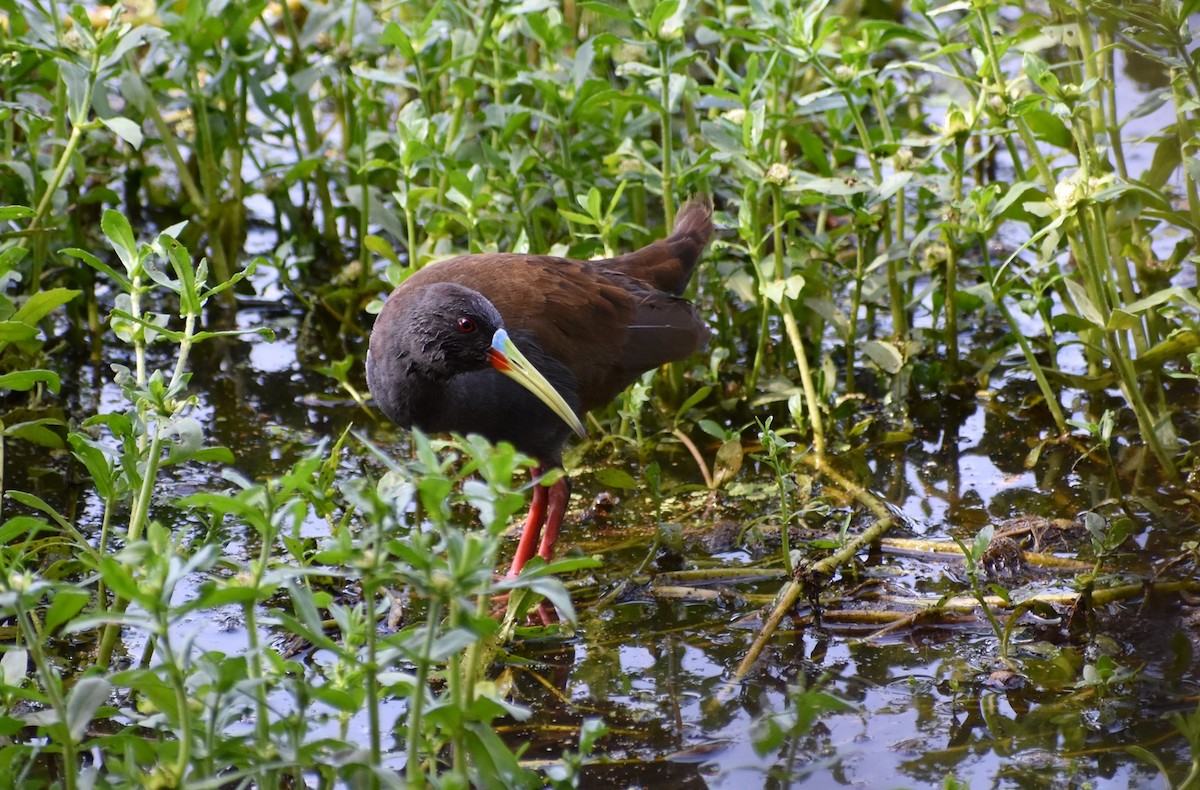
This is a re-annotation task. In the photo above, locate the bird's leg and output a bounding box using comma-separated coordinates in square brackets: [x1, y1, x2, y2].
[536, 476, 570, 562]
[507, 466, 548, 577]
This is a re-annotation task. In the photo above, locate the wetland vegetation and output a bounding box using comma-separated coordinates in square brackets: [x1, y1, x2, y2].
[1, 0, 1200, 786]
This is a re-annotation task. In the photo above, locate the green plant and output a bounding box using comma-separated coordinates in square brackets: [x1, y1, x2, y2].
[2, 0, 1200, 785]
[750, 677, 854, 784]
[952, 525, 1011, 661]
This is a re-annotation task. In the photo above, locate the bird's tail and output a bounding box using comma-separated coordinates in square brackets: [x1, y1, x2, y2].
[672, 194, 714, 250]
[605, 195, 714, 295]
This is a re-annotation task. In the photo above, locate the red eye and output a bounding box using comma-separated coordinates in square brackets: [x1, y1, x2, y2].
[456, 317, 476, 334]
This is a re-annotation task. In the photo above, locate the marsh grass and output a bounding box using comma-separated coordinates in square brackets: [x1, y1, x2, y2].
[0, 0, 1198, 784]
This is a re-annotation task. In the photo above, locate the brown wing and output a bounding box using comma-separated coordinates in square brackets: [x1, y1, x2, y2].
[401, 255, 630, 408]
[397, 196, 712, 412]
[401, 254, 706, 411]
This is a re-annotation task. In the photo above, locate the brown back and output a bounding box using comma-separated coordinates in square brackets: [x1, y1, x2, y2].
[399, 197, 714, 411]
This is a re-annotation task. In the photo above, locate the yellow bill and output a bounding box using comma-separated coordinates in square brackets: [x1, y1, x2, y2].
[487, 329, 587, 438]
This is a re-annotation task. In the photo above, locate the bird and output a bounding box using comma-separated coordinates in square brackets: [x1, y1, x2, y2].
[366, 196, 714, 577]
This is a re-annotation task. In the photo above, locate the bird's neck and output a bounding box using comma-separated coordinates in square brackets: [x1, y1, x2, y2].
[369, 349, 449, 430]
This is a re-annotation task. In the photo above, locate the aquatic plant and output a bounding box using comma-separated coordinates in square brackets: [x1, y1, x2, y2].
[0, 0, 1197, 785]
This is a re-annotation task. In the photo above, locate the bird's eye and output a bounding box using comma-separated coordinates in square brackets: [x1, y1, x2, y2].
[456, 317, 476, 334]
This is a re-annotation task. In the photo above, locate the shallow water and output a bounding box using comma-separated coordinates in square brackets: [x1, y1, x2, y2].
[71, 281, 1184, 788]
[17, 243, 1191, 787]
[21, 190, 1187, 789]
[14, 19, 1200, 788]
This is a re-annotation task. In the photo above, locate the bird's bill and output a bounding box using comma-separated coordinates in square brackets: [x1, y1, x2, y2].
[488, 329, 587, 438]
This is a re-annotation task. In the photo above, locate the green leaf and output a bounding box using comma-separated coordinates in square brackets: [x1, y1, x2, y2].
[0, 206, 34, 220]
[100, 116, 144, 149]
[573, 36, 598, 89]
[44, 589, 89, 636]
[1107, 309, 1139, 332]
[712, 439, 743, 489]
[101, 23, 167, 69]
[180, 584, 267, 612]
[284, 157, 324, 184]
[750, 713, 785, 756]
[794, 126, 830, 175]
[381, 21, 416, 59]
[108, 668, 177, 719]
[163, 417, 204, 464]
[593, 468, 638, 490]
[101, 210, 139, 277]
[188, 446, 236, 464]
[1022, 52, 1061, 98]
[992, 181, 1042, 221]
[1022, 108, 1072, 148]
[558, 209, 597, 227]
[1, 648, 28, 687]
[0, 246, 28, 278]
[697, 419, 728, 440]
[1022, 200, 1056, 218]
[971, 524, 995, 562]
[876, 171, 912, 202]
[463, 722, 539, 785]
[701, 119, 744, 156]
[522, 575, 579, 624]
[649, 0, 683, 38]
[162, 236, 200, 316]
[1136, 330, 1200, 371]
[953, 290, 984, 313]
[426, 628, 480, 662]
[5, 420, 65, 449]
[12, 288, 80, 325]
[60, 248, 131, 289]
[68, 434, 116, 500]
[6, 491, 72, 532]
[0, 370, 60, 393]
[0, 516, 54, 544]
[1184, 156, 1200, 186]
[747, 101, 765, 149]
[762, 274, 805, 304]
[579, 717, 609, 754]
[787, 173, 873, 197]
[0, 322, 38, 345]
[585, 186, 601, 219]
[1124, 286, 1200, 315]
[862, 339, 904, 374]
[674, 384, 712, 421]
[1142, 132, 1182, 191]
[365, 234, 403, 269]
[579, 0, 633, 23]
[1064, 279, 1105, 328]
[61, 61, 90, 125]
[66, 676, 112, 743]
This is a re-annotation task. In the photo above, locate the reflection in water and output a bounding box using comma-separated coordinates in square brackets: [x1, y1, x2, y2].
[29, 47, 1199, 790]
[35, 278, 1194, 787]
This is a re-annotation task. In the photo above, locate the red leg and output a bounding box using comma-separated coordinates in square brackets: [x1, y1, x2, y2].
[507, 467, 547, 577]
[536, 477, 570, 562]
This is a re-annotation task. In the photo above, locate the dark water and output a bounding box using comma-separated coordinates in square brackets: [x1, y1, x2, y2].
[19, 37, 1200, 790]
[38, 256, 1189, 788]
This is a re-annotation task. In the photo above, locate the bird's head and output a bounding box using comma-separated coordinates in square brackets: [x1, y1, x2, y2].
[406, 283, 507, 372]
[382, 283, 586, 438]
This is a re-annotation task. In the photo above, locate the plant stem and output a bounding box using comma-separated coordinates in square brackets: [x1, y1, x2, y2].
[29, 46, 101, 291]
[728, 461, 894, 686]
[15, 595, 76, 789]
[658, 44, 675, 226]
[406, 598, 441, 789]
[979, 238, 1068, 434]
[276, 0, 340, 250]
